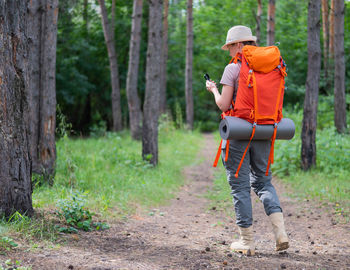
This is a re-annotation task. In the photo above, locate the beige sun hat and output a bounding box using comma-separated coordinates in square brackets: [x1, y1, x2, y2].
[221, 25, 257, 50]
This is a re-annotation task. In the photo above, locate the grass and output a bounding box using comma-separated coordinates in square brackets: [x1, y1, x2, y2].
[32, 122, 203, 219]
[207, 97, 350, 220]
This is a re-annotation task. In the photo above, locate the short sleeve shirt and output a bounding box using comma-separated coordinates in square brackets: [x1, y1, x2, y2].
[220, 62, 241, 102]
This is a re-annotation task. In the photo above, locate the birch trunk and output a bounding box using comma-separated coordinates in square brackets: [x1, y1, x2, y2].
[333, 0, 347, 133]
[159, 0, 169, 114]
[267, 0, 276, 46]
[142, 0, 163, 165]
[0, 0, 34, 217]
[98, 0, 122, 131]
[185, 0, 194, 130]
[301, 0, 321, 171]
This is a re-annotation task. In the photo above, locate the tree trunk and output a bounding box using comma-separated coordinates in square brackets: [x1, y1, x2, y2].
[185, 0, 194, 130]
[142, 0, 163, 165]
[126, 0, 143, 140]
[301, 0, 321, 171]
[333, 0, 347, 133]
[159, 0, 169, 114]
[329, 0, 335, 59]
[255, 0, 262, 45]
[27, 0, 58, 182]
[98, 0, 122, 131]
[321, 0, 330, 91]
[267, 0, 275, 46]
[0, 0, 34, 217]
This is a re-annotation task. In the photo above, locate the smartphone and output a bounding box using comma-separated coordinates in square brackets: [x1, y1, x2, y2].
[204, 73, 210, 81]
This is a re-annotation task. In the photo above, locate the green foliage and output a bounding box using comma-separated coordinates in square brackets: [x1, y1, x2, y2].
[0, 236, 18, 252]
[55, 191, 109, 232]
[55, 0, 350, 134]
[0, 259, 32, 270]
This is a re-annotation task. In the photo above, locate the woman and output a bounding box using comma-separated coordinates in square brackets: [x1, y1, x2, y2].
[206, 25, 289, 255]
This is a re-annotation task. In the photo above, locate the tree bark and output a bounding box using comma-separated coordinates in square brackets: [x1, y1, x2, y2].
[98, 0, 122, 131]
[301, 0, 321, 171]
[126, 0, 143, 140]
[185, 0, 194, 130]
[321, 0, 330, 91]
[255, 0, 262, 45]
[329, 0, 335, 59]
[27, 0, 58, 182]
[142, 0, 163, 165]
[333, 0, 347, 133]
[267, 0, 275, 46]
[159, 0, 169, 114]
[0, 0, 34, 217]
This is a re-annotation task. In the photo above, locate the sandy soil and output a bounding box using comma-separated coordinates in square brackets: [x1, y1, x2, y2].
[2, 134, 350, 270]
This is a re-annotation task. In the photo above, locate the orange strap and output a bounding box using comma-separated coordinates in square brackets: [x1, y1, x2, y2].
[213, 139, 223, 167]
[234, 124, 256, 178]
[265, 124, 278, 176]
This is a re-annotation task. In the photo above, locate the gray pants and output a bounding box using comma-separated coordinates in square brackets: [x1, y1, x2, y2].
[222, 139, 282, 228]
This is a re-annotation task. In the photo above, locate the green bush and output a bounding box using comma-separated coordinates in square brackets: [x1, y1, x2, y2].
[55, 191, 109, 233]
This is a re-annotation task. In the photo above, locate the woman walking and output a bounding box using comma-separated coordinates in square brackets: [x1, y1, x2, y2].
[206, 25, 289, 255]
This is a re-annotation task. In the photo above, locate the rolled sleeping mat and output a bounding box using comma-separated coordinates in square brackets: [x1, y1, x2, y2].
[219, 116, 295, 140]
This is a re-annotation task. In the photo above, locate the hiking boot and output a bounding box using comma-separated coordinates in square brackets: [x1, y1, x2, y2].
[269, 212, 289, 251]
[230, 226, 255, 256]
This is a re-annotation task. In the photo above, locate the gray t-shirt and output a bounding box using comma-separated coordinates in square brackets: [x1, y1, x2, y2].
[220, 62, 241, 102]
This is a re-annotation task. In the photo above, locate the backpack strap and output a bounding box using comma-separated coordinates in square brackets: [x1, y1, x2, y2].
[234, 122, 256, 178]
[265, 123, 278, 175]
[265, 70, 286, 175]
[213, 139, 223, 167]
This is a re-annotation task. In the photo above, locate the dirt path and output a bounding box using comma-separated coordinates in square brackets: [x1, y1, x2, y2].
[4, 134, 350, 269]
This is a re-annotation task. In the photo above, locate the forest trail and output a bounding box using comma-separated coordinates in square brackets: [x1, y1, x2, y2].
[10, 134, 350, 269]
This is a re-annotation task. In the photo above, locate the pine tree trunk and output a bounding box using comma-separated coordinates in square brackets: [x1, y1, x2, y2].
[321, 0, 330, 92]
[256, 0, 262, 45]
[126, 0, 143, 140]
[39, 0, 58, 181]
[301, 0, 321, 171]
[333, 0, 347, 133]
[98, 0, 122, 131]
[185, 0, 194, 130]
[27, 0, 42, 175]
[0, 0, 34, 217]
[159, 0, 169, 114]
[142, 0, 163, 165]
[267, 0, 275, 46]
[27, 0, 58, 182]
[329, 0, 334, 59]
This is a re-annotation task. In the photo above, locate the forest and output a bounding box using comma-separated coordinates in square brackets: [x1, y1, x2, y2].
[0, 0, 349, 269]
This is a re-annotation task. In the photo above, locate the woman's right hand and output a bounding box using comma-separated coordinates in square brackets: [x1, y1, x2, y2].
[206, 80, 217, 93]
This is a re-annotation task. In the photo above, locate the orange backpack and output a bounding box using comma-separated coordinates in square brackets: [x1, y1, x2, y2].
[213, 45, 287, 177]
